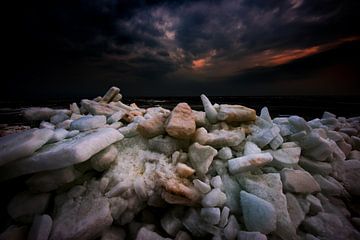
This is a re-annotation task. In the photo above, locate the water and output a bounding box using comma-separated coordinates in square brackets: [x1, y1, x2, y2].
[1, 96, 360, 125]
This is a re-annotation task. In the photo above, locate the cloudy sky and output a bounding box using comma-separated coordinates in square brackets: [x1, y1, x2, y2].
[4, 0, 360, 99]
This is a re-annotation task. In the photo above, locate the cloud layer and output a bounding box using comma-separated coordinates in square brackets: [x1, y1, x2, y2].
[5, 0, 360, 98]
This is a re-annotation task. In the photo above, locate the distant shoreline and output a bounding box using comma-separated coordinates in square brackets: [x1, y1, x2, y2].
[1, 96, 360, 125]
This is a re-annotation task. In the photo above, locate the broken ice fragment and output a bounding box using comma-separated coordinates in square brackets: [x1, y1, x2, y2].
[70, 115, 106, 131]
[0, 128, 54, 166]
[201, 188, 227, 207]
[193, 179, 211, 194]
[217, 147, 233, 160]
[280, 168, 320, 194]
[176, 163, 195, 178]
[267, 146, 301, 168]
[200, 94, 218, 124]
[244, 141, 261, 155]
[228, 153, 273, 175]
[249, 126, 280, 148]
[194, 127, 245, 148]
[217, 104, 256, 123]
[240, 191, 276, 234]
[0, 128, 123, 181]
[200, 207, 221, 225]
[188, 142, 217, 176]
[165, 103, 196, 140]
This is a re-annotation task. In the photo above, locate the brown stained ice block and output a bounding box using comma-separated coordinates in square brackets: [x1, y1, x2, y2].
[165, 103, 196, 139]
[175, 163, 195, 178]
[123, 110, 143, 123]
[217, 104, 256, 123]
[137, 114, 166, 138]
[228, 153, 273, 175]
[280, 168, 320, 194]
[160, 177, 200, 203]
[194, 127, 245, 148]
[0, 128, 123, 181]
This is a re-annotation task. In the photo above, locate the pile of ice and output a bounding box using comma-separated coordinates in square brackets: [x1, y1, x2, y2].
[0, 86, 360, 240]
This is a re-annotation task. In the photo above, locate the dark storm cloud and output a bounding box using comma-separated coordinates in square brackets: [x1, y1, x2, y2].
[4, 0, 360, 99]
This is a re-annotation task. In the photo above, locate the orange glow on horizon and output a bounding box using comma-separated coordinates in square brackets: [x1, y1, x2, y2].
[263, 35, 360, 66]
[192, 58, 206, 69]
[173, 35, 360, 79]
[269, 46, 320, 65]
[192, 49, 217, 70]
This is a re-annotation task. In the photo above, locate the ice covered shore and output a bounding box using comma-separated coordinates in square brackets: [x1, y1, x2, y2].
[1, 87, 360, 240]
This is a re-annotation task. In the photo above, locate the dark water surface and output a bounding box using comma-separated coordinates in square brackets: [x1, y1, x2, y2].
[1, 96, 360, 125]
